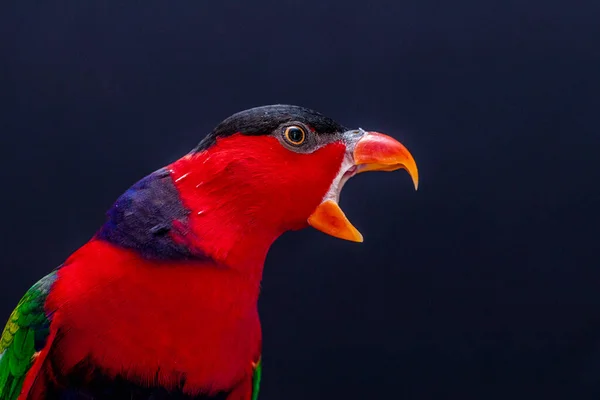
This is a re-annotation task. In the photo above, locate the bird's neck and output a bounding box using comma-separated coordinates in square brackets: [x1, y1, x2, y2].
[96, 162, 284, 282]
[169, 154, 286, 279]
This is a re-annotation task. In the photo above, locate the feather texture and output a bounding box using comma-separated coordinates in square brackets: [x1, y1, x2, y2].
[0, 272, 56, 400]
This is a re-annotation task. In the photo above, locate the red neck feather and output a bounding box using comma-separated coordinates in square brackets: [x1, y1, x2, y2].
[169, 134, 346, 279]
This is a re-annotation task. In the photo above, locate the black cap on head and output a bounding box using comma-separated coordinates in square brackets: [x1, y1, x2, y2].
[194, 105, 347, 152]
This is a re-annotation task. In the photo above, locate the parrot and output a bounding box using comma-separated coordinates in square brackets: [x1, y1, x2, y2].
[0, 105, 418, 399]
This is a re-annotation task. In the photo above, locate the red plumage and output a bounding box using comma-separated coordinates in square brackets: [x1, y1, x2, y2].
[170, 134, 346, 270]
[42, 239, 260, 396]
[23, 133, 346, 398]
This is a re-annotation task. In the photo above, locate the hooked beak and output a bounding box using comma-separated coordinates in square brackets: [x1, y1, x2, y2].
[307, 130, 419, 242]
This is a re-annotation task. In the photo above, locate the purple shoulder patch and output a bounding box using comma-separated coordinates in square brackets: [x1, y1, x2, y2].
[96, 168, 207, 261]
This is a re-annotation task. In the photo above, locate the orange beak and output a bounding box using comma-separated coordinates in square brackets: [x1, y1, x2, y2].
[308, 131, 419, 242]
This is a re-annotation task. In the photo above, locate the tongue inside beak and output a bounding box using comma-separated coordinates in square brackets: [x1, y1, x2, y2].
[307, 131, 419, 242]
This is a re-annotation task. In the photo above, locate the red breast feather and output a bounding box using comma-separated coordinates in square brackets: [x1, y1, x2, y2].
[36, 134, 346, 395]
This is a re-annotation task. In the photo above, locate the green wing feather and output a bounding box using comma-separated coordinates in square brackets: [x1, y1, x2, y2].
[251, 356, 262, 400]
[0, 272, 56, 400]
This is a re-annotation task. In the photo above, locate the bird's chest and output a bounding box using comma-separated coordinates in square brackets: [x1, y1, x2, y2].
[49, 256, 262, 395]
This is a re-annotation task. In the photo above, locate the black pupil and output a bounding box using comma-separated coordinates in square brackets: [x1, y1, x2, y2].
[288, 127, 304, 143]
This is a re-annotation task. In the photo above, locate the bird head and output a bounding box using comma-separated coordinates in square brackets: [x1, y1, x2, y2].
[169, 105, 418, 256]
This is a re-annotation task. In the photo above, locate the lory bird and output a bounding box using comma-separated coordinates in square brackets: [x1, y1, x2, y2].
[0, 105, 418, 399]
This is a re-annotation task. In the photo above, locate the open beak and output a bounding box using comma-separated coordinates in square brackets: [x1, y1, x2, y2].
[307, 130, 418, 242]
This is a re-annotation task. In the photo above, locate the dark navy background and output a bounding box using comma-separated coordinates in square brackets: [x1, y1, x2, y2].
[1, 1, 599, 399]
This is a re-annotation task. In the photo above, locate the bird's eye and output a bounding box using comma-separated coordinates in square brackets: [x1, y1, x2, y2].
[283, 126, 306, 146]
